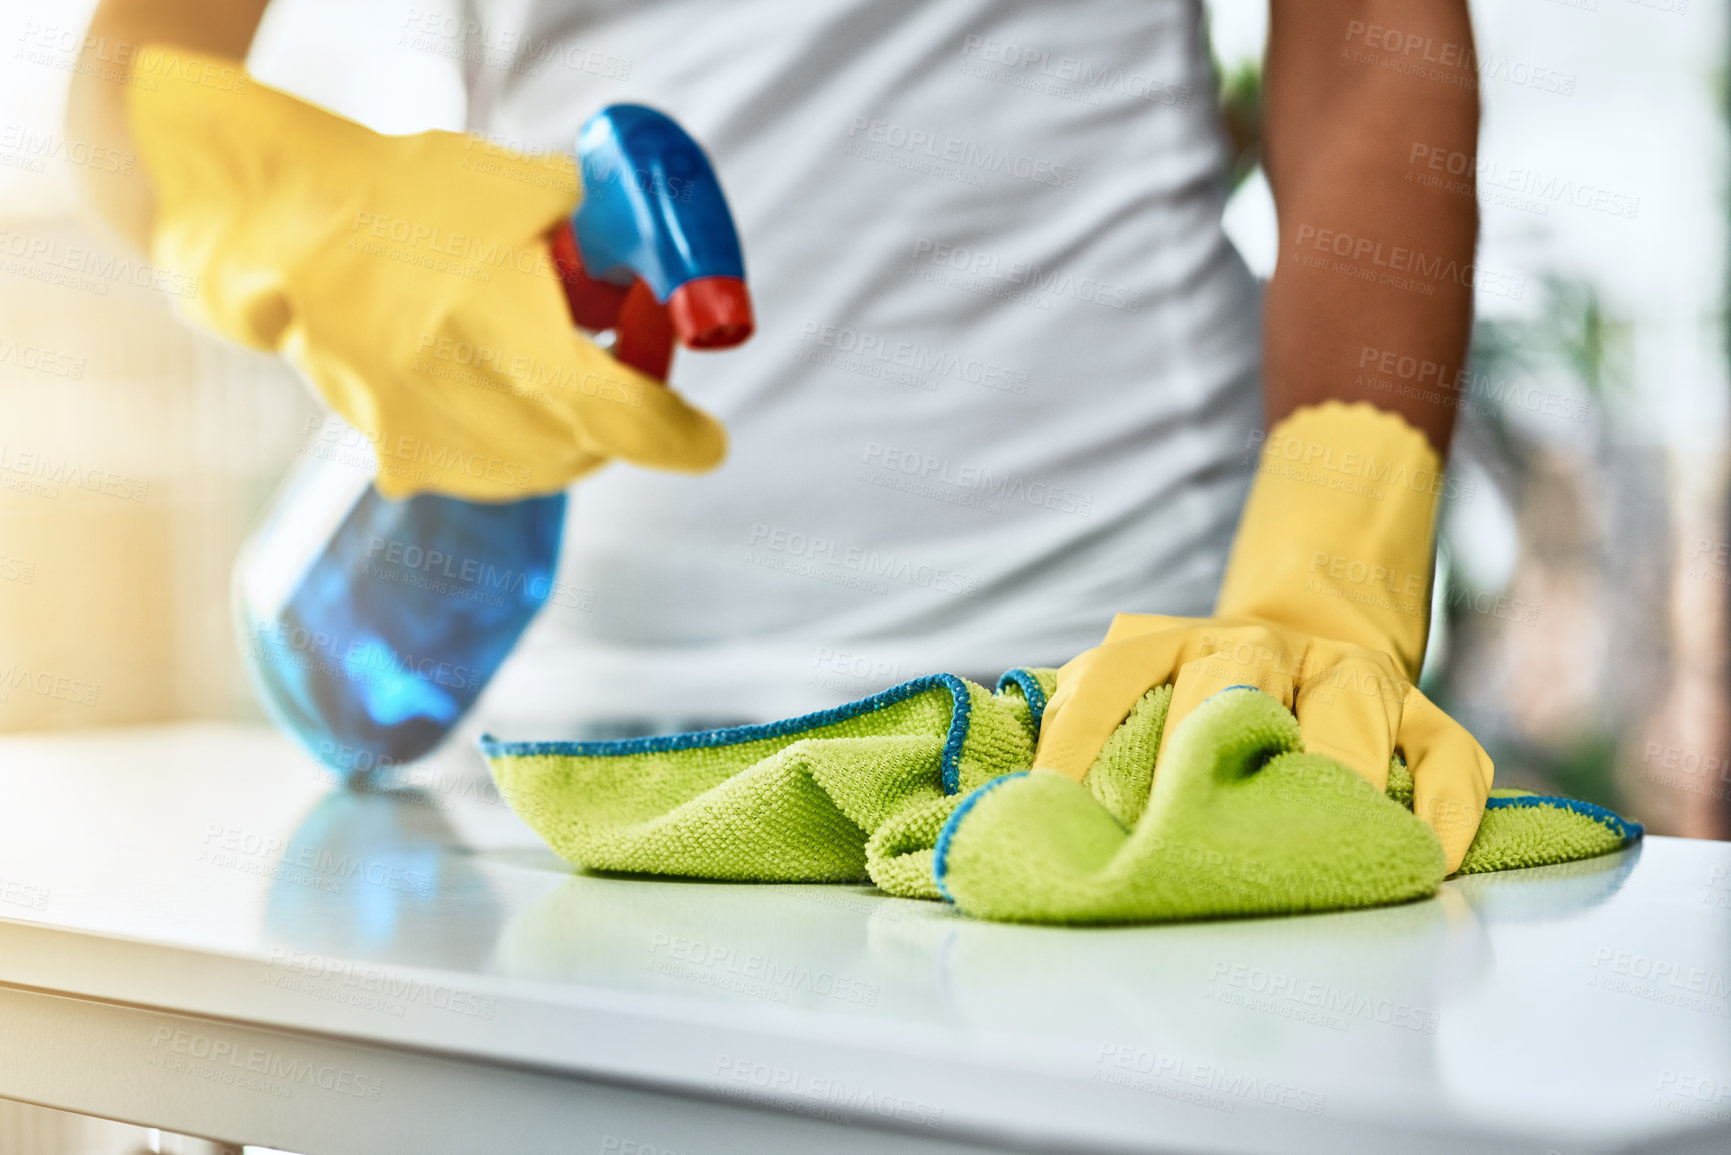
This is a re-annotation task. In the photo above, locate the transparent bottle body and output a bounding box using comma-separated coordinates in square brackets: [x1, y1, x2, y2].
[235, 452, 564, 779]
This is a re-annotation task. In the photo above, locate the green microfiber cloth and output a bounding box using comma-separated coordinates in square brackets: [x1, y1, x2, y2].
[481, 671, 1642, 925]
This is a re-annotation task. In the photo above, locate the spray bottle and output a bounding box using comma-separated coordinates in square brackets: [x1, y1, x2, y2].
[235, 105, 752, 779]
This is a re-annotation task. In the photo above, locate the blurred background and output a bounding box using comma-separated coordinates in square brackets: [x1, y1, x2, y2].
[0, 0, 1725, 830]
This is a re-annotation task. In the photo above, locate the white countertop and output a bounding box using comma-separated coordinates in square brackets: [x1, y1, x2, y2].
[0, 721, 1726, 1154]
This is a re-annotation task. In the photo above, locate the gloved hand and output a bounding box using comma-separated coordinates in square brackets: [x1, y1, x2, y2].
[1035, 402, 1494, 871]
[126, 48, 726, 501]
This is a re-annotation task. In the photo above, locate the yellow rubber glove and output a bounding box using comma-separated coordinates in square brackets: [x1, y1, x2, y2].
[126, 47, 726, 501]
[1035, 402, 1494, 871]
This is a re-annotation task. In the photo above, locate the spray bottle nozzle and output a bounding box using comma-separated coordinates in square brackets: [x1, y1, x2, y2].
[551, 104, 753, 378]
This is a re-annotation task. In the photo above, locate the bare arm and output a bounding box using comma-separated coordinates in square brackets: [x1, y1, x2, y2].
[65, 0, 271, 251]
[1262, 0, 1480, 452]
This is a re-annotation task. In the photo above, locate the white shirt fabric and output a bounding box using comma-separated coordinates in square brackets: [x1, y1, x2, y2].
[468, 0, 1263, 731]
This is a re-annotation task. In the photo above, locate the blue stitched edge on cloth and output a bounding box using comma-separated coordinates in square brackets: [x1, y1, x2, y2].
[932, 771, 1029, 904]
[995, 668, 1048, 734]
[480, 672, 979, 795]
[1484, 793, 1644, 844]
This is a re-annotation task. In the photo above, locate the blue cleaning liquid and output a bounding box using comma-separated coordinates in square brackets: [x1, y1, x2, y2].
[238, 104, 749, 781]
[240, 477, 565, 779]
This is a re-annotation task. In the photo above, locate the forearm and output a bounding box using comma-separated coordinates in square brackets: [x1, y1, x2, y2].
[1261, 0, 1479, 452]
[65, 0, 271, 251]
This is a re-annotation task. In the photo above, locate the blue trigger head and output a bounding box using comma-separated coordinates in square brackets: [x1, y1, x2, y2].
[571, 104, 747, 304]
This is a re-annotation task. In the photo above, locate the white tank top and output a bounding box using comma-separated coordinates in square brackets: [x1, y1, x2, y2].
[465, 0, 1263, 730]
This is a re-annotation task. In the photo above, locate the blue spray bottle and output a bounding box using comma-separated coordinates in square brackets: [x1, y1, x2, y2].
[235, 105, 752, 779]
